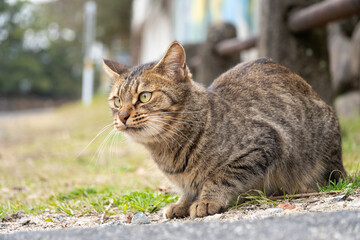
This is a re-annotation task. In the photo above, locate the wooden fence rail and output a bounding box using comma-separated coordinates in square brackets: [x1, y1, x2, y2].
[215, 0, 360, 57]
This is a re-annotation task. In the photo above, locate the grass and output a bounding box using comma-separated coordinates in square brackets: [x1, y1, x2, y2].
[0, 95, 359, 218]
[340, 116, 360, 173]
[0, 95, 172, 218]
[318, 175, 360, 194]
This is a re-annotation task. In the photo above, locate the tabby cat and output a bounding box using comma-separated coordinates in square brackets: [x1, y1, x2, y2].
[103, 41, 346, 219]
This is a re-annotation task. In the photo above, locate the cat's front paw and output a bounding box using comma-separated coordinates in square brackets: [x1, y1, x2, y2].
[189, 200, 224, 219]
[164, 203, 190, 219]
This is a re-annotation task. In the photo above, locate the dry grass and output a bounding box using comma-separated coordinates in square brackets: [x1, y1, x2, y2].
[0, 95, 165, 208]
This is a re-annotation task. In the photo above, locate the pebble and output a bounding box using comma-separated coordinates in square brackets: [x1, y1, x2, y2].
[159, 219, 171, 223]
[102, 221, 123, 226]
[276, 204, 295, 210]
[263, 208, 284, 214]
[52, 216, 67, 222]
[325, 195, 347, 202]
[252, 208, 283, 219]
[351, 200, 360, 207]
[131, 212, 150, 224]
[309, 205, 323, 211]
[203, 214, 223, 221]
[20, 219, 31, 226]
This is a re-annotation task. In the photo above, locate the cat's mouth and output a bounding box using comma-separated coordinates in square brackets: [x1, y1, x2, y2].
[114, 124, 144, 134]
[124, 126, 143, 132]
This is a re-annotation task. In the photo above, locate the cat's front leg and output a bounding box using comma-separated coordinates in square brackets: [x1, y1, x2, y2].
[190, 149, 268, 218]
[164, 193, 196, 219]
[189, 181, 228, 219]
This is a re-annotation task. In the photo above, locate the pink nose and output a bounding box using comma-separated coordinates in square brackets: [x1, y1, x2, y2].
[119, 112, 130, 124]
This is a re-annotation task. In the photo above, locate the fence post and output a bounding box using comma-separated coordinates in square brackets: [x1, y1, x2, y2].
[259, 0, 333, 104]
[196, 22, 240, 87]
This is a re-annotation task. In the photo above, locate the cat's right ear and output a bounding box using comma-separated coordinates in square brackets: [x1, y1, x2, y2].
[103, 59, 128, 79]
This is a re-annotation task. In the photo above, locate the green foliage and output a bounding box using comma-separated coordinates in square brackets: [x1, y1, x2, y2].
[318, 175, 360, 193]
[43, 0, 132, 47]
[0, 0, 133, 99]
[0, 1, 84, 98]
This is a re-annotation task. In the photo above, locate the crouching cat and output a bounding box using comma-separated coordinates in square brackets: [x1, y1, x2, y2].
[103, 41, 346, 219]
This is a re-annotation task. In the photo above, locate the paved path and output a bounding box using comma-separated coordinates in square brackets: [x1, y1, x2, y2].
[0, 107, 54, 119]
[2, 210, 360, 240]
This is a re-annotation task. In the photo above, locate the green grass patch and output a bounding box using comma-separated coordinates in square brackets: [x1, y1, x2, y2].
[0, 187, 178, 218]
[318, 175, 360, 194]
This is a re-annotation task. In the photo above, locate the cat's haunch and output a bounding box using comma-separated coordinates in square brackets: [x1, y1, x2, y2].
[104, 41, 346, 219]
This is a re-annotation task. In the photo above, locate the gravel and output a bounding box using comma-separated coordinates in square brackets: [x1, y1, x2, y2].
[1, 192, 360, 234]
[3, 210, 360, 240]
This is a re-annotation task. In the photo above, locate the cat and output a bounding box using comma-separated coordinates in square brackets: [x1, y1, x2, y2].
[103, 41, 346, 219]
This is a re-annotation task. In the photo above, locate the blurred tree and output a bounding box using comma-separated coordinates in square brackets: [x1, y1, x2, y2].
[43, 0, 132, 50]
[0, 0, 132, 99]
[0, 0, 82, 98]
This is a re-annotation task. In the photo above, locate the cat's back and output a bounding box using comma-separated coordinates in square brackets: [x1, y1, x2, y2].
[206, 58, 344, 193]
[208, 57, 320, 104]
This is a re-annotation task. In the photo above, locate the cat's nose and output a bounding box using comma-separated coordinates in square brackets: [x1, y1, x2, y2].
[118, 112, 130, 125]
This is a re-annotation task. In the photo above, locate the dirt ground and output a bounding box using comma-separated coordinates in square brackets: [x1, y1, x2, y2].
[2, 191, 360, 234]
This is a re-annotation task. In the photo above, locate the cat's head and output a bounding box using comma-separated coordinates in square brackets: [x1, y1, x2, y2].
[104, 41, 193, 142]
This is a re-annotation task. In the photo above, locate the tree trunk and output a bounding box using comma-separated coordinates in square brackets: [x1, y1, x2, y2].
[259, 0, 333, 104]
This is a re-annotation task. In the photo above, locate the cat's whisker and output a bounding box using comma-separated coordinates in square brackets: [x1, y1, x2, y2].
[115, 132, 122, 157]
[146, 121, 182, 148]
[145, 122, 172, 147]
[102, 129, 117, 162]
[148, 118, 194, 145]
[155, 110, 206, 114]
[93, 128, 116, 164]
[147, 115, 199, 127]
[149, 122, 184, 147]
[143, 123, 169, 149]
[109, 130, 118, 161]
[78, 123, 114, 158]
[147, 114, 200, 125]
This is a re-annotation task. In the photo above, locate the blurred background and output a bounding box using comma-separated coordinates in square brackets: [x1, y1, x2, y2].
[0, 0, 261, 111]
[0, 0, 359, 218]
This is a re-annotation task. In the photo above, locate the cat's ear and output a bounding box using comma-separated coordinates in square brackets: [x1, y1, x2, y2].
[103, 59, 128, 79]
[152, 41, 188, 81]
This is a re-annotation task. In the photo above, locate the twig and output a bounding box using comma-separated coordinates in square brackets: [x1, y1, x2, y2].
[269, 189, 360, 200]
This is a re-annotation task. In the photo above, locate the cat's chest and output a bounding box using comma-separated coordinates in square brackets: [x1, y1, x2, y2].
[164, 169, 204, 192]
[151, 149, 208, 192]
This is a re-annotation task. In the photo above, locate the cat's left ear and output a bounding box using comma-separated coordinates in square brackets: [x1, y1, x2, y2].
[152, 41, 188, 82]
[103, 59, 128, 79]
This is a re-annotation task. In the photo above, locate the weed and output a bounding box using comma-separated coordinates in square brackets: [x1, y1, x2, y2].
[318, 175, 360, 193]
[231, 190, 278, 209]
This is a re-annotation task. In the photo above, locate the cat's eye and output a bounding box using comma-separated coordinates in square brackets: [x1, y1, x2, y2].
[114, 97, 121, 108]
[139, 92, 152, 103]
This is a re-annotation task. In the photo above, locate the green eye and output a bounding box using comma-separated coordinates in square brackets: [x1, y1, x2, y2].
[114, 97, 121, 108]
[139, 92, 152, 103]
